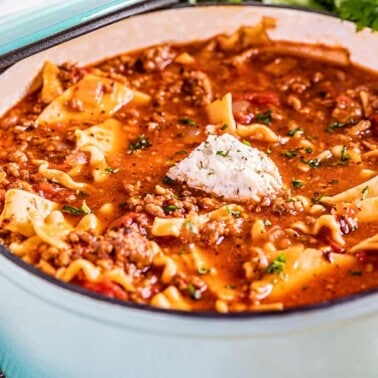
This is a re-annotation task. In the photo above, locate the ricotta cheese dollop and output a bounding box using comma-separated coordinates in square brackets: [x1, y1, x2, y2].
[167, 133, 282, 202]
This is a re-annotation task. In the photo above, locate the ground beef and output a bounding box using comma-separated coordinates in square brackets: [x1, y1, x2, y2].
[133, 46, 175, 73]
[181, 70, 213, 106]
[68, 226, 154, 271]
[199, 217, 245, 245]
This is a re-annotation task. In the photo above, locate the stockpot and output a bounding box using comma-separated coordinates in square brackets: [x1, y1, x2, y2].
[0, 4, 377, 378]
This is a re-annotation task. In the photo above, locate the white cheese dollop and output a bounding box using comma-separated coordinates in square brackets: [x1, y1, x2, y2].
[167, 133, 282, 202]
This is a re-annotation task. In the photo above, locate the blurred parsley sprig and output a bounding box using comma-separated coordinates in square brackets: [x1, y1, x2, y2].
[189, 0, 378, 31]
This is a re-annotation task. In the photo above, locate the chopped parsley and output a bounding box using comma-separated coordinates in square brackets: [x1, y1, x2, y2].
[348, 270, 363, 276]
[263, 219, 272, 227]
[226, 207, 241, 218]
[198, 267, 210, 275]
[175, 150, 187, 155]
[184, 220, 194, 232]
[256, 109, 273, 125]
[265, 254, 286, 274]
[216, 150, 230, 158]
[340, 145, 351, 162]
[163, 176, 174, 185]
[301, 158, 320, 169]
[242, 140, 251, 147]
[287, 127, 303, 137]
[287, 197, 297, 203]
[326, 121, 348, 133]
[163, 205, 178, 214]
[187, 284, 202, 300]
[179, 117, 197, 126]
[305, 147, 313, 153]
[62, 201, 91, 216]
[225, 284, 236, 289]
[282, 149, 299, 159]
[221, 124, 228, 130]
[311, 193, 325, 203]
[362, 186, 369, 200]
[129, 135, 152, 152]
[105, 166, 120, 174]
[292, 178, 304, 189]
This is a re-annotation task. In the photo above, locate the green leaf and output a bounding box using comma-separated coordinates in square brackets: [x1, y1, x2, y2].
[105, 166, 120, 174]
[292, 178, 304, 189]
[179, 117, 197, 126]
[265, 254, 286, 274]
[163, 205, 178, 214]
[256, 109, 273, 125]
[336, 0, 378, 32]
[62, 200, 91, 216]
[129, 135, 152, 152]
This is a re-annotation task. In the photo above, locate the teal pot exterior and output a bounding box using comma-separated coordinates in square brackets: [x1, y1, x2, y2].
[1, 253, 378, 378]
[0, 5, 378, 378]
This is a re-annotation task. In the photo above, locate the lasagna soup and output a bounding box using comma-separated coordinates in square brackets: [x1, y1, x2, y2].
[1, 21, 378, 312]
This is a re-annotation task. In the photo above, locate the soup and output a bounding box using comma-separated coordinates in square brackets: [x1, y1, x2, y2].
[0, 20, 377, 312]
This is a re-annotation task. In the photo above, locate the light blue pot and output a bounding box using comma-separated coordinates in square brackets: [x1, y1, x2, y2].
[0, 5, 377, 378]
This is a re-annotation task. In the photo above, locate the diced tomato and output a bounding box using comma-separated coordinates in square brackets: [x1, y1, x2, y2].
[336, 94, 352, 108]
[81, 279, 127, 300]
[234, 112, 254, 125]
[355, 251, 367, 263]
[243, 91, 280, 106]
[33, 181, 76, 203]
[33, 181, 60, 200]
[327, 237, 345, 254]
[108, 212, 147, 231]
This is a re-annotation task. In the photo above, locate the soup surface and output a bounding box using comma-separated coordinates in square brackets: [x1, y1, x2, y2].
[0, 23, 378, 312]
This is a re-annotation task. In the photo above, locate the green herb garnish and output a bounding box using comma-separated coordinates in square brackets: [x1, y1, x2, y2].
[301, 158, 320, 168]
[179, 117, 197, 126]
[163, 176, 174, 185]
[340, 145, 351, 162]
[242, 140, 251, 147]
[216, 150, 230, 157]
[287, 127, 303, 137]
[176, 150, 187, 155]
[263, 219, 272, 227]
[105, 166, 120, 174]
[163, 205, 178, 214]
[226, 207, 241, 218]
[349, 270, 363, 276]
[256, 109, 273, 125]
[326, 121, 347, 132]
[265, 254, 286, 274]
[129, 134, 152, 152]
[292, 178, 304, 189]
[187, 284, 202, 300]
[62, 201, 91, 216]
[362, 185, 369, 200]
[198, 267, 210, 275]
[311, 193, 325, 203]
[282, 149, 299, 159]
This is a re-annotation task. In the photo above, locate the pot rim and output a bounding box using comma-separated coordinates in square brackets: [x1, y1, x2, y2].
[0, 2, 377, 322]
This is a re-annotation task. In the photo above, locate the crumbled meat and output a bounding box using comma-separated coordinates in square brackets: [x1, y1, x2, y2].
[68, 226, 154, 271]
[182, 70, 213, 106]
[199, 218, 244, 245]
[133, 46, 175, 73]
[269, 192, 305, 216]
